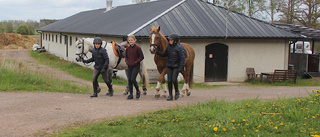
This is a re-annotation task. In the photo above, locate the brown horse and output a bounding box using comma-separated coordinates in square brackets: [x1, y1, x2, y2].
[149, 26, 195, 98]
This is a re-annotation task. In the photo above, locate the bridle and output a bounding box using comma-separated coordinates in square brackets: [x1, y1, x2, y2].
[75, 39, 91, 65]
[150, 32, 162, 52]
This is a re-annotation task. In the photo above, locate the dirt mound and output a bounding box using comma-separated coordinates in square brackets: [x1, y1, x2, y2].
[0, 33, 37, 49]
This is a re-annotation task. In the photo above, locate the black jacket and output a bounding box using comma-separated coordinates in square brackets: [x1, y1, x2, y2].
[87, 46, 109, 70]
[156, 43, 185, 68]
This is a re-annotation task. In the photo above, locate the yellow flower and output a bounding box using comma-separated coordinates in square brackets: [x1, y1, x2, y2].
[231, 120, 235, 123]
[213, 127, 218, 131]
[275, 126, 278, 130]
[316, 90, 320, 93]
[256, 130, 259, 132]
[223, 128, 227, 131]
[243, 119, 246, 122]
[312, 89, 315, 93]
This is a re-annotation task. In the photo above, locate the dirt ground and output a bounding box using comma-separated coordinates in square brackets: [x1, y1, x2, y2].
[0, 49, 318, 137]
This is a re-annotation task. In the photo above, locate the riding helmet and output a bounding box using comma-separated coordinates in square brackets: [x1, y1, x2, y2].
[168, 33, 179, 43]
[93, 37, 103, 44]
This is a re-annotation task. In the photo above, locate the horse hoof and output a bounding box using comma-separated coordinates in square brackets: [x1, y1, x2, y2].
[143, 91, 147, 95]
[155, 94, 160, 98]
[123, 91, 128, 95]
[187, 92, 191, 96]
[162, 95, 167, 98]
[97, 88, 101, 93]
[143, 87, 147, 92]
[181, 90, 185, 94]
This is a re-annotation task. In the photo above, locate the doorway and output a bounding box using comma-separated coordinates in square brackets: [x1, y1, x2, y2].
[205, 43, 228, 82]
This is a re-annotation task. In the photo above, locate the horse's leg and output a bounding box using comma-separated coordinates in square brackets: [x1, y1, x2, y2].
[160, 68, 168, 98]
[155, 68, 167, 98]
[105, 68, 114, 96]
[138, 67, 147, 95]
[181, 66, 190, 96]
[123, 69, 129, 95]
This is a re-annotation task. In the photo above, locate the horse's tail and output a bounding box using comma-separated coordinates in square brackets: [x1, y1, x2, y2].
[142, 63, 150, 87]
[189, 63, 194, 88]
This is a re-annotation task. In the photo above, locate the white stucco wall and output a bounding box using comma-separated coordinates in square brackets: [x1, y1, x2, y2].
[41, 32, 289, 83]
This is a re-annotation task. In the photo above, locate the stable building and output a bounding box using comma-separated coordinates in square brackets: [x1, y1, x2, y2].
[37, 0, 302, 83]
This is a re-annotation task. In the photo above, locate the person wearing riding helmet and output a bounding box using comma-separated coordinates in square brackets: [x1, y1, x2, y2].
[156, 33, 185, 101]
[83, 37, 113, 97]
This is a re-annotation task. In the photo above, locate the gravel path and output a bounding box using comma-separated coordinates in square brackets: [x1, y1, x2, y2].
[0, 49, 317, 136]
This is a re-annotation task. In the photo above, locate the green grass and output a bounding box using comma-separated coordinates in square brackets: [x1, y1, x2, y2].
[29, 50, 127, 86]
[0, 61, 90, 93]
[53, 90, 320, 137]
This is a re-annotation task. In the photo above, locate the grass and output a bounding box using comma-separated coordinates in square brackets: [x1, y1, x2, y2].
[53, 90, 320, 137]
[0, 59, 90, 93]
[29, 50, 127, 86]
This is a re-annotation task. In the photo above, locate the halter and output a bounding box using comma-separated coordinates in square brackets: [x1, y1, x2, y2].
[75, 39, 91, 66]
[150, 32, 162, 51]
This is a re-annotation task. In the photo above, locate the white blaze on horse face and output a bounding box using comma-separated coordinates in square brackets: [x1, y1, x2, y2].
[150, 34, 156, 52]
[151, 34, 156, 44]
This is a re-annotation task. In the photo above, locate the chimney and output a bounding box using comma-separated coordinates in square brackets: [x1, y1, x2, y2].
[106, 0, 112, 11]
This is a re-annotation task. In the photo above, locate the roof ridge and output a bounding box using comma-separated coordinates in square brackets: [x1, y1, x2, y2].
[127, 0, 186, 36]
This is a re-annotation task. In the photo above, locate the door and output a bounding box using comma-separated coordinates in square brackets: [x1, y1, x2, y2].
[205, 44, 228, 82]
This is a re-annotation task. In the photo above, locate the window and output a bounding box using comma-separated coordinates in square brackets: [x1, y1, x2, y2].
[56, 35, 58, 43]
[52, 34, 54, 42]
[49, 34, 50, 41]
[45, 34, 47, 40]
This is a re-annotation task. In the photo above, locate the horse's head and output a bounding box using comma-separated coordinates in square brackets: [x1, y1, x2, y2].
[149, 26, 163, 54]
[75, 38, 91, 62]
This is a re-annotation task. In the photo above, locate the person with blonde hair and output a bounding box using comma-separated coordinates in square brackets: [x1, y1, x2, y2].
[125, 35, 144, 99]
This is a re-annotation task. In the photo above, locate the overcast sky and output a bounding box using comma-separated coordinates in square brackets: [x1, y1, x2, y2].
[0, 0, 137, 21]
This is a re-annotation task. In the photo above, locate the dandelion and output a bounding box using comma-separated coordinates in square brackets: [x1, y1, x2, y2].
[204, 124, 208, 127]
[305, 117, 307, 120]
[213, 127, 218, 131]
[243, 119, 246, 122]
[312, 89, 315, 93]
[223, 128, 227, 131]
[231, 120, 235, 123]
[256, 130, 259, 132]
[275, 126, 278, 130]
[316, 90, 320, 93]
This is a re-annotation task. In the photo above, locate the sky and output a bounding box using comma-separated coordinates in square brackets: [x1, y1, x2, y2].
[0, 0, 136, 21]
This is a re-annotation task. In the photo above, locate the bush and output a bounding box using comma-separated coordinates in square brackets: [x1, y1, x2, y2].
[16, 24, 31, 35]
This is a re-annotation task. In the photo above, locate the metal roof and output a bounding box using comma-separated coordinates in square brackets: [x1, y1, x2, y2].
[37, 0, 301, 39]
[272, 23, 320, 40]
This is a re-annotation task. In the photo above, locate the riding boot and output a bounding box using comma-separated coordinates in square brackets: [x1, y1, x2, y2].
[174, 90, 180, 100]
[105, 83, 113, 97]
[167, 90, 173, 101]
[91, 84, 99, 97]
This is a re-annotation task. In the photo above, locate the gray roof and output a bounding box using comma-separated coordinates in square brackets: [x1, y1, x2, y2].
[37, 0, 301, 39]
[272, 23, 320, 40]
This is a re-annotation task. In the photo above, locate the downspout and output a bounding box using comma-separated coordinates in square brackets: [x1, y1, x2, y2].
[36, 30, 42, 47]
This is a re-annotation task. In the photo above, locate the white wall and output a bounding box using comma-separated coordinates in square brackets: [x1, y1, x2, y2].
[139, 38, 289, 83]
[41, 32, 290, 83]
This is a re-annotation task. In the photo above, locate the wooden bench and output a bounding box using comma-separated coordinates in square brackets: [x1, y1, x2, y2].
[267, 70, 298, 84]
[246, 68, 260, 81]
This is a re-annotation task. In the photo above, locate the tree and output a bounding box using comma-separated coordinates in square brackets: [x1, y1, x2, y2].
[0, 22, 4, 33]
[5, 22, 14, 33]
[295, 0, 320, 28]
[265, 0, 281, 22]
[16, 24, 30, 35]
[277, 0, 301, 24]
[217, 0, 267, 19]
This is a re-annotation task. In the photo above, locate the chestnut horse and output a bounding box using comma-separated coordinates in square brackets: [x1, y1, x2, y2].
[149, 26, 195, 98]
